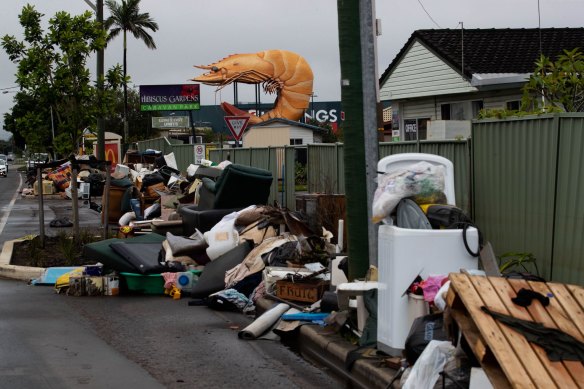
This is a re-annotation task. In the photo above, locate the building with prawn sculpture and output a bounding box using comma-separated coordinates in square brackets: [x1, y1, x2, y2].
[192, 50, 326, 147]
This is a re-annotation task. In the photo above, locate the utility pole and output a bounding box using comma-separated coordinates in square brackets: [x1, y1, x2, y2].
[337, 0, 380, 279]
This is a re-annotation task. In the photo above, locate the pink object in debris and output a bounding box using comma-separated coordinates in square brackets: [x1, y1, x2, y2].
[420, 275, 448, 303]
[161, 272, 178, 289]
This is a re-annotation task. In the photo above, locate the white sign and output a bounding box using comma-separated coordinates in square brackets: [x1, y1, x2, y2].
[152, 116, 190, 128]
[194, 144, 206, 165]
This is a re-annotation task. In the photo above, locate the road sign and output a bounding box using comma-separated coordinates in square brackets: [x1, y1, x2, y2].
[194, 144, 206, 165]
[224, 116, 250, 141]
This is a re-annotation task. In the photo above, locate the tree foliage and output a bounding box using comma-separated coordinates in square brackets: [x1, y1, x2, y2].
[1, 5, 123, 156]
[522, 48, 584, 113]
[105, 0, 158, 143]
[305, 118, 343, 143]
[479, 48, 584, 119]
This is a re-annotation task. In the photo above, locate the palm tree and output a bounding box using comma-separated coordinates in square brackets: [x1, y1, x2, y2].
[104, 0, 158, 145]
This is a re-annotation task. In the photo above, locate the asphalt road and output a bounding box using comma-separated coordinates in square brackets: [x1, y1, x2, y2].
[0, 168, 339, 389]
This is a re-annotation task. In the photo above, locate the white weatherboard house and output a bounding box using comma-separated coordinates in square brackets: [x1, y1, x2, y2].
[242, 118, 325, 147]
[379, 28, 584, 141]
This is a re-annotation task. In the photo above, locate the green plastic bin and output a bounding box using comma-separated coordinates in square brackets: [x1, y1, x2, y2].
[120, 272, 165, 295]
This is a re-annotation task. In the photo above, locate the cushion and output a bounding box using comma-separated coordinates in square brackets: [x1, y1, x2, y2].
[110, 242, 165, 275]
[165, 231, 207, 256]
[189, 240, 254, 298]
[201, 177, 216, 193]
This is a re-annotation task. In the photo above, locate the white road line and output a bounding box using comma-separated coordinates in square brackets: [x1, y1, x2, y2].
[0, 173, 23, 236]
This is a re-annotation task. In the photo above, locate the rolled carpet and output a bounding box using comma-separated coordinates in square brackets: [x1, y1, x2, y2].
[238, 303, 291, 340]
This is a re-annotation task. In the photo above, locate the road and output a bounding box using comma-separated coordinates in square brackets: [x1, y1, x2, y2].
[0, 167, 339, 388]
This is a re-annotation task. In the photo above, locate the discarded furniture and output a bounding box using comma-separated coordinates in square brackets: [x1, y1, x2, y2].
[178, 164, 273, 235]
[198, 163, 273, 210]
[337, 281, 379, 333]
[376, 153, 480, 355]
[83, 233, 165, 274]
[447, 273, 584, 389]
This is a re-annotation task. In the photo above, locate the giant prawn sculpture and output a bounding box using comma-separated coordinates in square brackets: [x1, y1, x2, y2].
[192, 50, 314, 124]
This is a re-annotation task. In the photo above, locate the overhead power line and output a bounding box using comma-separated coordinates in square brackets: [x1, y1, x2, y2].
[417, 0, 442, 29]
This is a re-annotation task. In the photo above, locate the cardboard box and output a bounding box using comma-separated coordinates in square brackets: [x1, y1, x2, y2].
[275, 279, 330, 303]
[33, 180, 55, 195]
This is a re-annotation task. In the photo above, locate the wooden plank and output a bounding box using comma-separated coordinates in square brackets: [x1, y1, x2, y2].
[467, 276, 556, 388]
[565, 284, 584, 312]
[509, 279, 584, 388]
[546, 282, 584, 340]
[528, 281, 583, 341]
[489, 277, 576, 388]
[449, 309, 488, 362]
[449, 273, 536, 388]
[449, 303, 511, 388]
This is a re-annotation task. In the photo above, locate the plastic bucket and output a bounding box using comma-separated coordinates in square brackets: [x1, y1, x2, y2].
[407, 293, 429, 323]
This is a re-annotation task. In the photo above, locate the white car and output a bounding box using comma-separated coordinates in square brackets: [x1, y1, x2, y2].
[0, 159, 7, 177]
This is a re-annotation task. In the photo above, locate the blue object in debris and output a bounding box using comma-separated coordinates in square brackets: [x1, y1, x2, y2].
[31, 267, 81, 286]
[281, 312, 330, 322]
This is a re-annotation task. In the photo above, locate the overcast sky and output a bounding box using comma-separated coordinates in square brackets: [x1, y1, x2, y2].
[1, 0, 584, 140]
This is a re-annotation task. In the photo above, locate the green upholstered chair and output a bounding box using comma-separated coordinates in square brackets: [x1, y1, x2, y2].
[178, 164, 273, 235]
[198, 164, 273, 210]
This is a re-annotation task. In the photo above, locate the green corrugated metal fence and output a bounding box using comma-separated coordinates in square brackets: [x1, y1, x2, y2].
[134, 124, 584, 284]
[472, 113, 584, 284]
[307, 141, 472, 214]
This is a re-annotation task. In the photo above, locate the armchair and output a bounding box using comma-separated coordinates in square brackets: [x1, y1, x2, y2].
[178, 164, 273, 235]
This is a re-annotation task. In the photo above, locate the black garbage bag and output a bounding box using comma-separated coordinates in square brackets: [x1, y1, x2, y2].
[141, 171, 165, 192]
[404, 313, 448, 366]
[86, 172, 104, 196]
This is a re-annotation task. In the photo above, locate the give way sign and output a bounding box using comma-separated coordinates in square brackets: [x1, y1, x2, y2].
[224, 116, 250, 141]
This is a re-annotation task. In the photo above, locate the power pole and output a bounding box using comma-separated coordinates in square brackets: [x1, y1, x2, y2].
[337, 0, 380, 279]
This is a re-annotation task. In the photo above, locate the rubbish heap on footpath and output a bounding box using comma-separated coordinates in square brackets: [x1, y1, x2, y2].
[26, 151, 584, 389]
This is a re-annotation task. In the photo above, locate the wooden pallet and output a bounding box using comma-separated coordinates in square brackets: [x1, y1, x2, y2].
[446, 273, 584, 389]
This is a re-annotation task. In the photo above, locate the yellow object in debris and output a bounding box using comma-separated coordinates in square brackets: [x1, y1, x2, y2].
[54, 267, 85, 291]
[165, 286, 181, 300]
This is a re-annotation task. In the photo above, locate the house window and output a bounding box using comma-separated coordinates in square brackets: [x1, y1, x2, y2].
[404, 118, 429, 141]
[441, 102, 465, 120]
[404, 119, 418, 141]
[506, 100, 521, 111]
[290, 138, 303, 145]
[472, 100, 484, 117]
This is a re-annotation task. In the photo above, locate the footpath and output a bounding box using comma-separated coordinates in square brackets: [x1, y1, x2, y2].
[0, 198, 397, 389]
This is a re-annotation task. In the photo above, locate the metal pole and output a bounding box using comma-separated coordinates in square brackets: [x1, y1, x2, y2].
[50, 106, 56, 160]
[103, 162, 111, 239]
[37, 167, 45, 247]
[359, 0, 381, 268]
[71, 166, 80, 240]
[337, 0, 380, 279]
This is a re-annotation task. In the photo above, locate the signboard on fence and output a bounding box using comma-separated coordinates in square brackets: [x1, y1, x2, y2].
[194, 144, 206, 165]
[152, 116, 190, 128]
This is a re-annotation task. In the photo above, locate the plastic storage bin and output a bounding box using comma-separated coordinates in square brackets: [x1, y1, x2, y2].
[120, 272, 165, 295]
